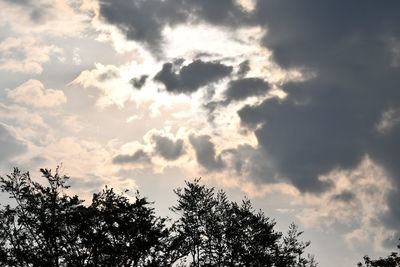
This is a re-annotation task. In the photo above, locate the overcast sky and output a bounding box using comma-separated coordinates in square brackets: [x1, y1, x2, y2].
[1, 0, 400, 266]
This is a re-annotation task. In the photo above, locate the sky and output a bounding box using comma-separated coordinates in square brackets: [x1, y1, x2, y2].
[0, 0, 400, 266]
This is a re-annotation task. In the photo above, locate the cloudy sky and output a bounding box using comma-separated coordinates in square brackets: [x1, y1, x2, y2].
[1, 0, 400, 265]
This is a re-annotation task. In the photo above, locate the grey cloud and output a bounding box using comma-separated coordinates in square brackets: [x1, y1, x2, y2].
[98, 0, 251, 54]
[225, 78, 270, 103]
[3, 0, 29, 4]
[237, 60, 250, 78]
[189, 134, 224, 171]
[222, 144, 277, 184]
[29, 156, 47, 165]
[0, 124, 26, 163]
[152, 134, 185, 161]
[98, 0, 188, 54]
[29, 7, 49, 24]
[235, 1, 400, 238]
[4, 0, 50, 24]
[236, 2, 400, 193]
[97, 68, 120, 82]
[180, 0, 251, 26]
[131, 75, 148, 89]
[112, 149, 151, 165]
[154, 60, 232, 94]
[330, 190, 356, 203]
[68, 174, 106, 192]
[99, 0, 400, 243]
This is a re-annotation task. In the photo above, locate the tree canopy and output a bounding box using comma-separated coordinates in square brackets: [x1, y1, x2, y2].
[358, 243, 400, 267]
[0, 167, 319, 266]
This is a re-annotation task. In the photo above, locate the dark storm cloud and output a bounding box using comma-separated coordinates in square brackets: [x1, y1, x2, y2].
[131, 75, 148, 89]
[152, 134, 185, 161]
[234, 1, 400, 240]
[235, 2, 400, 193]
[154, 60, 232, 94]
[98, 0, 251, 54]
[0, 124, 26, 163]
[189, 134, 224, 171]
[112, 149, 151, 165]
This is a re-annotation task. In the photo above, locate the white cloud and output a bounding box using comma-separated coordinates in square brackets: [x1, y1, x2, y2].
[376, 107, 400, 134]
[0, 0, 90, 37]
[71, 63, 133, 108]
[235, 0, 256, 12]
[0, 103, 47, 128]
[0, 37, 63, 74]
[72, 47, 82, 65]
[7, 79, 66, 108]
[297, 156, 395, 251]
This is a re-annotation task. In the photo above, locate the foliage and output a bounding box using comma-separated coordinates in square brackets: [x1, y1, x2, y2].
[0, 168, 317, 266]
[0, 167, 167, 266]
[170, 179, 317, 267]
[358, 242, 400, 267]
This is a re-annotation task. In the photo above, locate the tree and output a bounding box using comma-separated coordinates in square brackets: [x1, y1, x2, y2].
[0, 167, 168, 266]
[81, 187, 169, 266]
[276, 223, 317, 267]
[0, 168, 318, 266]
[170, 179, 317, 267]
[169, 178, 216, 266]
[358, 242, 400, 267]
[0, 167, 85, 266]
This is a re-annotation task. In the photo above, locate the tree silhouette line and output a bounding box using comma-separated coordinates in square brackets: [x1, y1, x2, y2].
[0, 167, 398, 266]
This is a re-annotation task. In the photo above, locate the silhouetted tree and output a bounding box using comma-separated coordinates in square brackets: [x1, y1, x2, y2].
[170, 178, 215, 266]
[170, 179, 317, 267]
[81, 187, 169, 266]
[358, 242, 400, 267]
[0, 168, 168, 266]
[0, 167, 85, 266]
[276, 223, 317, 267]
[0, 168, 318, 266]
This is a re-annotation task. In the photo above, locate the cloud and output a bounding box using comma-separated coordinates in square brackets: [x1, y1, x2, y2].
[234, 3, 400, 194]
[0, 124, 27, 163]
[97, 0, 250, 54]
[7, 79, 66, 108]
[96, 66, 120, 82]
[230, 1, 400, 242]
[189, 134, 225, 171]
[154, 59, 233, 94]
[131, 75, 148, 89]
[98, 0, 187, 54]
[0, 37, 62, 74]
[224, 77, 270, 103]
[376, 108, 400, 134]
[0, 0, 90, 37]
[296, 157, 396, 251]
[151, 134, 185, 161]
[237, 60, 250, 77]
[71, 63, 132, 108]
[0, 103, 46, 128]
[222, 144, 277, 184]
[112, 149, 151, 165]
